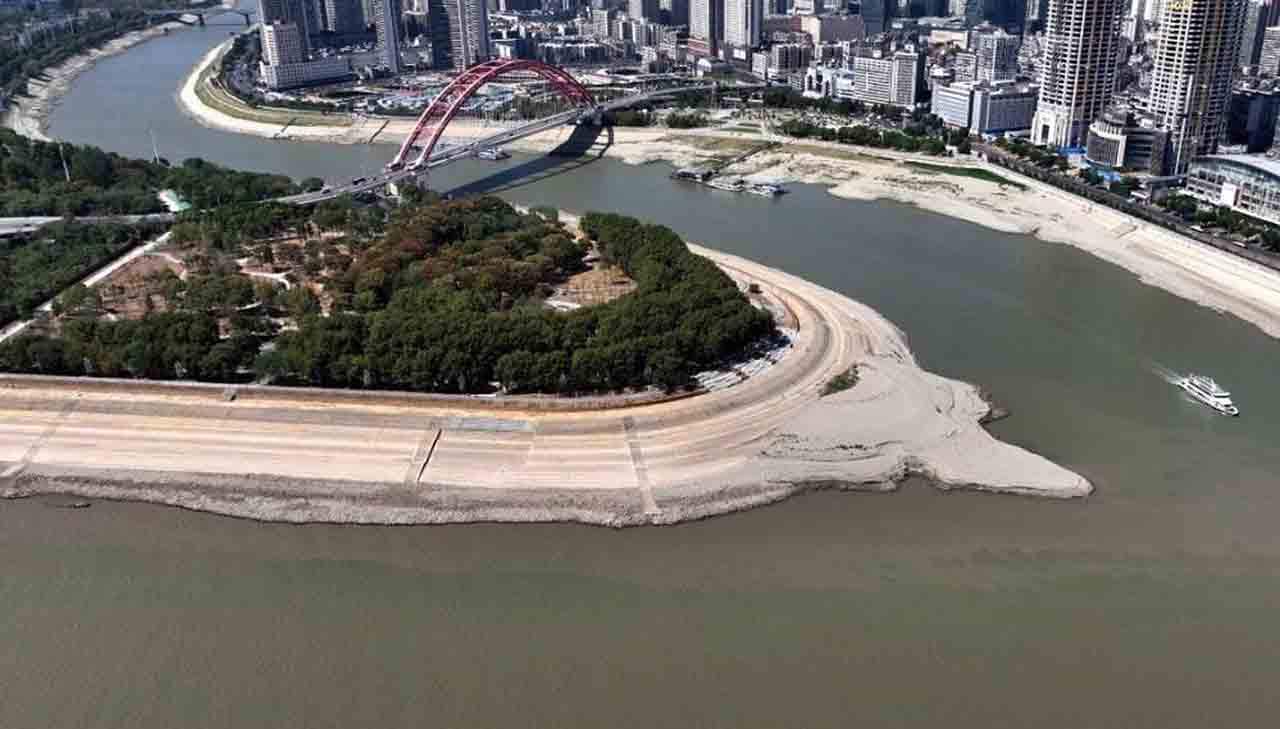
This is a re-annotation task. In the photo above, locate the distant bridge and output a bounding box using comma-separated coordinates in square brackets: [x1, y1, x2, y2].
[146, 6, 254, 26]
[281, 59, 763, 205]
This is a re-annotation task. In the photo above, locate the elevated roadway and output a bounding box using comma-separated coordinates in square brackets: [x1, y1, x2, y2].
[282, 83, 764, 205]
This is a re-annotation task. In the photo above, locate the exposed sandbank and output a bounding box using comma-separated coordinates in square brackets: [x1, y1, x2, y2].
[0, 243, 1090, 526]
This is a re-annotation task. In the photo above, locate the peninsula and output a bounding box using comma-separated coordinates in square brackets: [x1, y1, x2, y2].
[0, 238, 1090, 525]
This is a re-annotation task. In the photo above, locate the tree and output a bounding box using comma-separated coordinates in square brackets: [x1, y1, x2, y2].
[285, 286, 321, 320]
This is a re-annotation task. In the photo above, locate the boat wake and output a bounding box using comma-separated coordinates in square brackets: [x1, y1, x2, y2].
[1151, 364, 1183, 385]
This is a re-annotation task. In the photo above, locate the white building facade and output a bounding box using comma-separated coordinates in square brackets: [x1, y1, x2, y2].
[1148, 0, 1247, 175]
[1031, 0, 1125, 148]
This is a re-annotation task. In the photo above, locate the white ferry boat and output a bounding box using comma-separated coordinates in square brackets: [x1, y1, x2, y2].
[477, 147, 510, 161]
[1176, 374, 1239, 416]
[747, 183, 785, 197]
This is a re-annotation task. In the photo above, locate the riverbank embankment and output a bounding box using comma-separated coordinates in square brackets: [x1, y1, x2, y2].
[1, 22, 185, 142]
[0, 244, 1090, 526]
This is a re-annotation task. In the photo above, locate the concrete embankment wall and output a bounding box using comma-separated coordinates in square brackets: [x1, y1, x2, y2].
[0, 373, 698, 413]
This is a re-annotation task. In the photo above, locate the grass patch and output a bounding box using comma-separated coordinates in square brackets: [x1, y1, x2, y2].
[197, 81, 352, 128]
[672, 135, 764, 155]
[903, 162, 1024, 190]
[195, 45, 351, 128]
[787, 143, 892, 163]
[821, 366, 860, 396]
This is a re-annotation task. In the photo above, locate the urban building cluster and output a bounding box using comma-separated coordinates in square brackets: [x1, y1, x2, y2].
[595, 0, 1280, 228]
[255, 0, 494, 88]
[245, 0, 1280, 228]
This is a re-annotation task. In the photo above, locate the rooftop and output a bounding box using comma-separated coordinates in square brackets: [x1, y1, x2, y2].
[1198, 154, 1280, 180]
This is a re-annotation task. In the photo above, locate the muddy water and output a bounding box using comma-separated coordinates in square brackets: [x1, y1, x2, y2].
[7, 14, 1279, 728]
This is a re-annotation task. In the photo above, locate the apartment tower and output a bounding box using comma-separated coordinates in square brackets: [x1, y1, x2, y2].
[1031, 0, 1125, 148]
[444, 0, 491, 69]
[373, 0, 401, 73]
[1149, 0, 1247, 174]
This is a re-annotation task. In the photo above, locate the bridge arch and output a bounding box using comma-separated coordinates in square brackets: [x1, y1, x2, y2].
[391, 59, 595, 170]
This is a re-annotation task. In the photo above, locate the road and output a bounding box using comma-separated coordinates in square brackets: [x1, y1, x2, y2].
[0, 213, 175, 237]
[0, 231, 172, 344]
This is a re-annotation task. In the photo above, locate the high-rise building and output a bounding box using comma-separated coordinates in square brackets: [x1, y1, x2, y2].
[1241, 0, 1272, 68]
[662, 0, 690, 24]
[1227, 87, 1280, 149]
[1148, 0, 1247, 174]
[259, 21, 351, 89]
[322, 0, 365, 32]
[630, 0, 661, 20]
[373, 0, 402, 72]
[443, 0, 491, 69]
[261, 21, 307, 65]
[690, 0, 723, 56]
[1031, 0, 1125, 148]
[972, 28, 1020, 82]
[723, 0, 763, 49]
[260, 0, 314, 55]
[1261, 25, 1280, 73]
[861, 0, 887, 34]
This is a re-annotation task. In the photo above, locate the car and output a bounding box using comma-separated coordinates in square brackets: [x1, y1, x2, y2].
[352, 177, 367, 185]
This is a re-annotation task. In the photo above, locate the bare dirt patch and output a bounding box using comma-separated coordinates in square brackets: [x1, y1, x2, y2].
[98, 255, 183, 319]
[552, 264, 636, 307]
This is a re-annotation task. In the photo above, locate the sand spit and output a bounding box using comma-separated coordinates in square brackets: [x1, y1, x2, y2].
[0, 246, 1089, 526]
[2, 22, 184, 141]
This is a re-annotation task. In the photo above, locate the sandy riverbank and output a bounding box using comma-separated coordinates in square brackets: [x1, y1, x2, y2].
[0, 241, 1089, 526]
[173, 47, 1280, 339]
[2, 22, 185, 141]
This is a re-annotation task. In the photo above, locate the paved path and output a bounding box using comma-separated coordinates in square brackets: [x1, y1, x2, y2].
[0, 231, 172, 344]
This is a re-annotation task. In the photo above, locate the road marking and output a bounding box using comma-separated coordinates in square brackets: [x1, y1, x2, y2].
[403, 428, 442, 487]
[622, 417, 661, 517]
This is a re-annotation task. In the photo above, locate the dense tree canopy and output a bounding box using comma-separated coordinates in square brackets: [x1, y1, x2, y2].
[2, 198, 776, 396]
[0, 221, 164, 325]
[0, 129, 300, 215]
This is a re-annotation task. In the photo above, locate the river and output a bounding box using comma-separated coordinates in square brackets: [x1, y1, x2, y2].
[2, 17, 1278, 728]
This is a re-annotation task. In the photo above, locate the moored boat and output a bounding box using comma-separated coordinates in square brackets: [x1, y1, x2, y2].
[747, 182, 785, 197]
[707, 177, 745, 192]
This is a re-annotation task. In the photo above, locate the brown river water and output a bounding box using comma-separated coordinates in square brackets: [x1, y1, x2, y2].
[2, 16, 1277, 728]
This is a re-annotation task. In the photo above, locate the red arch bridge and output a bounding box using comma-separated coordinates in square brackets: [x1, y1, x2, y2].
[282, 60, 760, 205]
